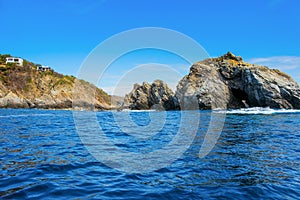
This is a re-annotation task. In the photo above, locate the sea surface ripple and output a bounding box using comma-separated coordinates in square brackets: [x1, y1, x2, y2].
[1, 108, 300, 199]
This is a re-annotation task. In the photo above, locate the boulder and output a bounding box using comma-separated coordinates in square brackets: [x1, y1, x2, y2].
[0, 92, 29, 108]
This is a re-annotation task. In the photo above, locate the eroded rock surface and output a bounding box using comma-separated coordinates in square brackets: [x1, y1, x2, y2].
[123, 80, 179, 110]
[176, 52, 300, 109]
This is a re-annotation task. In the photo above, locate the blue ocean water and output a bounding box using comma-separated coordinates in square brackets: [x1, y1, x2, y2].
[1, 108, 300, 199]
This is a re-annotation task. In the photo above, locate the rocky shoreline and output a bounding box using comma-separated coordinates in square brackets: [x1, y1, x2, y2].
[0, 54, 113, 110]
[1, 52, 300, 111]
[124, 52, 300, 110]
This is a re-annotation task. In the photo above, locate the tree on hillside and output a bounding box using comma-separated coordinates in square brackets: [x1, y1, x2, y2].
[0, 54, 12, 65]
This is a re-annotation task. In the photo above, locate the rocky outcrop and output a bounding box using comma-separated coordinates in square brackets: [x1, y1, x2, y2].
[176, 52, 300, 109]
[0, 92, 29, 108]
[2, 53, 300, 110]
[0, 58, 112, 110]
[123, 80, 179, 110]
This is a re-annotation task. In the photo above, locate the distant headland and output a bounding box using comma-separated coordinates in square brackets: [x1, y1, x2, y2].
[0, 54, 115, 110]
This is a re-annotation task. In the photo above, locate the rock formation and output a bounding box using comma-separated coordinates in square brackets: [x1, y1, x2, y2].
[123, 80, 179, 110]
[0, 55, 113, 110]
[2, 53, 300, 110]
[176, 52, 300, 109]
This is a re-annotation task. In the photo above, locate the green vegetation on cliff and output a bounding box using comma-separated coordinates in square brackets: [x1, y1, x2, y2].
[0, 53, 112, 109]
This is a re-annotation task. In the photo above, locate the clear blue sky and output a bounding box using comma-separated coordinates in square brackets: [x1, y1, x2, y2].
[1, 0, 300, 95]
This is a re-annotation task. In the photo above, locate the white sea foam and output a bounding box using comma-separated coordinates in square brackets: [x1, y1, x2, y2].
[119, 109, 157, 112]
[218, 107, 300, 115]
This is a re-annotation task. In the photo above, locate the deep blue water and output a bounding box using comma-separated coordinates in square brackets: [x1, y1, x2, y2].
[1, 108, 300, 199]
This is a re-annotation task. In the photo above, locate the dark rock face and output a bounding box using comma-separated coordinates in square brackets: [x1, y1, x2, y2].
[123, 80, 179, 110]
[176, 52, 300, 109]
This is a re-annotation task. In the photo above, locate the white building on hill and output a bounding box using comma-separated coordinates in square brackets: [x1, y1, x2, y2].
[37, 65, 51, 72]
[6, 57, 23, 66]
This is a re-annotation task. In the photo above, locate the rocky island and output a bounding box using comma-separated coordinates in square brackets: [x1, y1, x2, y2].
[124, 52, 300, 110]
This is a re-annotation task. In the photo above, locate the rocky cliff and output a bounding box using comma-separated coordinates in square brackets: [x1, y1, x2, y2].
[2, 53, 299, 110]
[123, 80, 179, 110]
[0, 54, 112, 110]
[176, 52, 300, 109]
[124, 52, 300, 110]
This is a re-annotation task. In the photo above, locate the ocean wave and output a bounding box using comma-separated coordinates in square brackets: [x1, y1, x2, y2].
[0, 114, 54, 118]
[220, 107, 300, 115]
